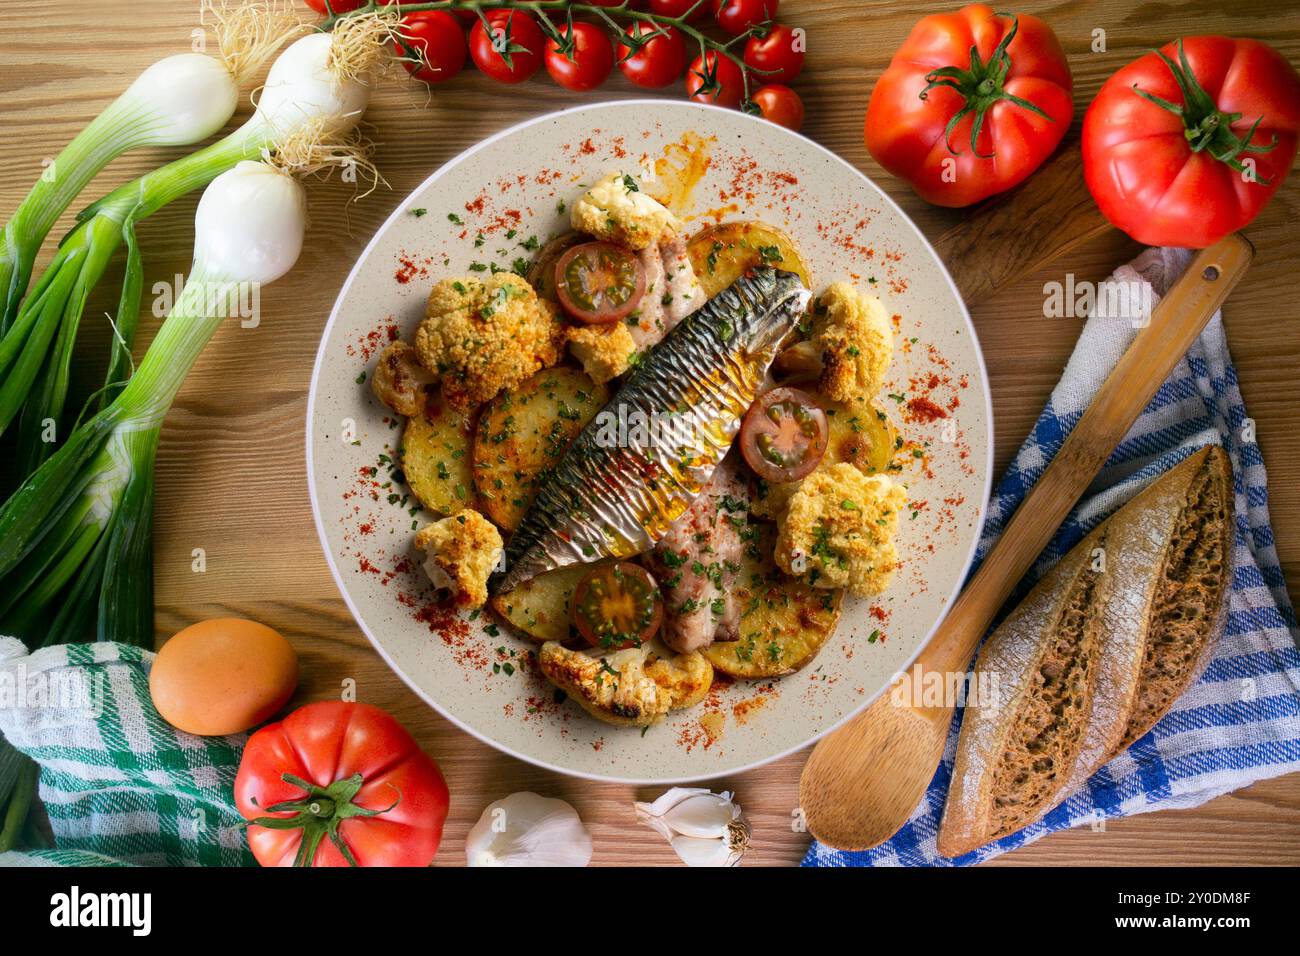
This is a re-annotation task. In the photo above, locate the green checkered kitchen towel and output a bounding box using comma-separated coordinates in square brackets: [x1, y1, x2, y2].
[0, 637, 253, 866]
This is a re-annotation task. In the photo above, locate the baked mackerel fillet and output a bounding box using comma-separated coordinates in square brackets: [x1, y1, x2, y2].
[492, 267, 810, 594]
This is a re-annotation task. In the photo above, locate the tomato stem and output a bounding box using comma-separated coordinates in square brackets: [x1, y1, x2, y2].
[322, 1, 768, 107]
[1131, 39, 1278, 181]
[917, 13, 1054, 158]
[246, 772, 401, 868]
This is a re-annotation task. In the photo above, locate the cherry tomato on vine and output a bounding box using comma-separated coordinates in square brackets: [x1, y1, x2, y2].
[750, 84, 804, 130]
[743, 23, 803, 85]
[304, 0, 366, 14]
[545, 21, 615, 91]
[618, 23, 688, 89]
[649, 0, 709, 22]
[686, 51, 745, 107]
[469, 9, 545, 84]
[712, 0, 778, 37]
[395, 12, 467, 85]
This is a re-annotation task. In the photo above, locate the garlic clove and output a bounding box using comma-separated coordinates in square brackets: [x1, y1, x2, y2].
[661, 792, 738, 839]
[465, 791, 592, 867]
[633, 786, 711, 819]
[670, 834, 741, 868]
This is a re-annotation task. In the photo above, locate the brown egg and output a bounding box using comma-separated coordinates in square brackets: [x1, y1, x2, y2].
[150, 618, 298, 736]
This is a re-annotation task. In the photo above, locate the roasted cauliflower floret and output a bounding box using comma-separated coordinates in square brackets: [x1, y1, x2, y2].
[414, 273, 565, 408]
[565, 322, 637, 384]
[414, 509, 504, 608]
[775, 463, 906, 597]
[802, 282, 894, 405]
[371, 340, 436, 417]
[538, 642, 713, 728]
[570, 171, 683, 251]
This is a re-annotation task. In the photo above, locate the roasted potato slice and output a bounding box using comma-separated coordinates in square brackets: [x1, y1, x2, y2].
[703, 523, 842, 678]
[751, 399, 898, 518]
[489, 562, 598, 644]
[472, 366, 610, 532]
[400, 398, 476, 517]
[687, 221, 812, 298]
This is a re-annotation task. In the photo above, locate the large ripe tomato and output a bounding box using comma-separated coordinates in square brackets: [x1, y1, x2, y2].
[1083, 36, 1300, 248]
[686, 51, 745, 107]
[618, 23, 687, 89]
[304, 0, 366, 13]
[546, 21, 615, 92]
[744, 24, 804, 86]
[395, 11, 466, 85]
[235, 702, 449, 867]
[469, 9, 545, 84]
[865, 4, 1072, 207]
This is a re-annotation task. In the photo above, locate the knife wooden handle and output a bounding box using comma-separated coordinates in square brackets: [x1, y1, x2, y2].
[923, 233, 1255, 679]
[935, 146, 1113, 304]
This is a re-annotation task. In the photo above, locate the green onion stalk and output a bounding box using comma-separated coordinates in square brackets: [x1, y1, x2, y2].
[0, 26, 375, 481]
[0, 158, 310, 822]
[0, 55, 246, 338]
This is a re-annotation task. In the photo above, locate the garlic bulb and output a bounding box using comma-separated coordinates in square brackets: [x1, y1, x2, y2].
[465, 792, 593, 867]
[634, 788, 750, 867]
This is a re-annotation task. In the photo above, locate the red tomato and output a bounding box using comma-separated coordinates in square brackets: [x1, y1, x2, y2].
[555, 241, 647, 324]
[546, 21, 615, 92]
[740, 387, 827, 482]
[618, 23, 688, 89]
[712, 0, 777, 36]
[1083, 36, 1300, 248]
[649, 0, 709, 21]
[469, 9, 545, 84]
[865, 4, 1072, 207]
[743, 24, 804, 85]
[235, 702, 449, 867]
[751, 84, 804, 130]
[395, 11, 466, 85]
[572, 563, 664, 651]
[686, 51, 745, 107]
[304, 0, 366, 14]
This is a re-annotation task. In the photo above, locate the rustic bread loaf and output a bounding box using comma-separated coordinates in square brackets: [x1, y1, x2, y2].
[937, 446, 1234, 857]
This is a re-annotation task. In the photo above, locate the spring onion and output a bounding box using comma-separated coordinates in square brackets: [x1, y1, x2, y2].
[0, 0, 303, 337]
[0, 26, 379, 477]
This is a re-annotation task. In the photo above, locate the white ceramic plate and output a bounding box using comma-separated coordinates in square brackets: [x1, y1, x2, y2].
[307, 101, 993, 783]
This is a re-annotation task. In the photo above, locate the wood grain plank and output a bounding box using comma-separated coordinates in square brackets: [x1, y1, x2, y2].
[1, 0, 1297, 867]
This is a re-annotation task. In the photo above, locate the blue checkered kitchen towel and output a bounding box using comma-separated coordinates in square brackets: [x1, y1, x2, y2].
[805, 246, 1300, 866]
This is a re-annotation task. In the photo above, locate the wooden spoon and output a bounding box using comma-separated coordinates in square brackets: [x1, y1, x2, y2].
[799, 233, 1255, 852]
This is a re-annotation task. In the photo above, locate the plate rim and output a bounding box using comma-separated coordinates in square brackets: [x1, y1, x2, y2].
[305, 99, 995, 785]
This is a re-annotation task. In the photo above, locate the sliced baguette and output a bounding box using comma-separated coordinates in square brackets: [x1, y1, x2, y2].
[938, 445, 1234, 857]
[937, 530, 1111, 858]
[1061, 446, 1233, 795]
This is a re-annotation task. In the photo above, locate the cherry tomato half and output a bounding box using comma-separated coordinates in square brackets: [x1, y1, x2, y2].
[395, 11, 467, 85]
[686, 51, 745, 107]
[545, 21, 615, 92]
[649, 0, 709, 21]
[555, 242, 647, 324]
[712, 0, 778, 37]
[743, 23, 803, 85]
[572, 563, 664, 651]
[750, 83, 804, 130]
[469, 9, 545, 84]
[739, 386, 828, 482]
[618, 23, 687, 89]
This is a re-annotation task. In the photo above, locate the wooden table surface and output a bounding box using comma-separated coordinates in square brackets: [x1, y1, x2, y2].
[2, 0, 1298, 866]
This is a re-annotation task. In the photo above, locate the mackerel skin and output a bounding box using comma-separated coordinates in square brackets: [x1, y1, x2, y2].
[493, 267, 810, 594]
